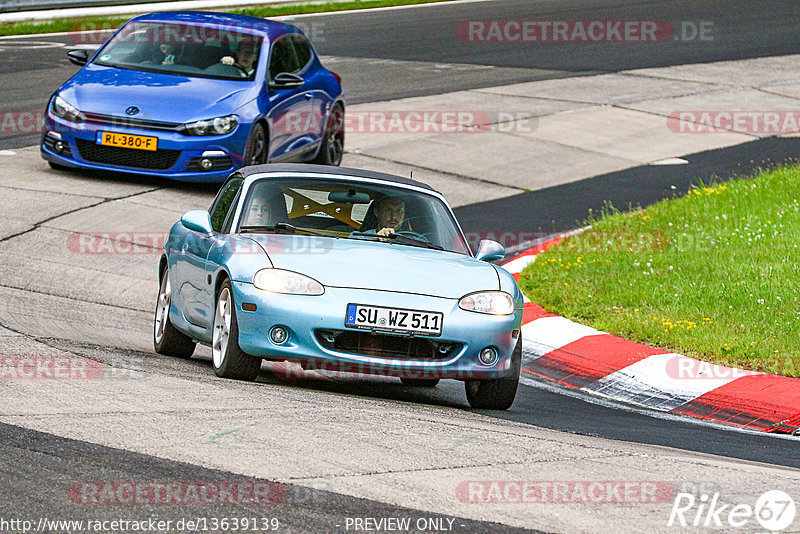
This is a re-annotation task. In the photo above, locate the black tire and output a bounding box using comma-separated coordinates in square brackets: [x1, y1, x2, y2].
[153, 266, 196, 358]
[245, 123, 268, 165]
[400, 378, 440, 387]
[465, 337, 521, 410]
[313, 105, 344, 166]
[212, 279, 261, 381]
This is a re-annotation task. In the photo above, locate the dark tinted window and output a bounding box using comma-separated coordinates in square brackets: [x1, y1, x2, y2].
[291, 35, 312, 70]
[209, 177, 243, 232]
[268, 37, 299, 79]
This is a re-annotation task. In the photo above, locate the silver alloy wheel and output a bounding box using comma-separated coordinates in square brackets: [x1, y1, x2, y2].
[154, 273, 171, 344]
[212, 287, 232, 368]
[326, 110, 344, 165]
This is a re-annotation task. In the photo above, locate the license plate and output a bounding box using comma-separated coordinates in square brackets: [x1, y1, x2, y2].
[97, 131, 158, 151]
[345, 304, 443, 336]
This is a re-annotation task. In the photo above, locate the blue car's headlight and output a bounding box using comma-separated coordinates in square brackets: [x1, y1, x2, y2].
[459, 291, 514, 315]
[51, 95, 84, 123]
[184, 114, 238, 136]
[253, 269, 324, 295]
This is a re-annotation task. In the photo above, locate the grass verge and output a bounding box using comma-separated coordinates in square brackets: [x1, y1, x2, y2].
[0, 0, 458, 37]
[518, 165, 800, 377]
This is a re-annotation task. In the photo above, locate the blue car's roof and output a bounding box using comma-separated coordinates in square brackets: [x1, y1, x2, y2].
[130, 10, 296, 38]
[238, 164, 438, 193]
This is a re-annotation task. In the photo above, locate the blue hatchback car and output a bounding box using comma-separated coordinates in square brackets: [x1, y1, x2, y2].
[41, 11, 345, 182]
[154, 165, 524, 409]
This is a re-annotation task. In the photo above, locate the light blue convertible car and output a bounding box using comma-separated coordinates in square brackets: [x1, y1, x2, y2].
[154, 164, 523, 409]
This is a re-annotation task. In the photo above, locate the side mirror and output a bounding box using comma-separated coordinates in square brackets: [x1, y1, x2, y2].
[269, 72, 304, 90]
[474, 239, 505, 262]
[67, 49, 89, 66]
[181, 210, 213, 235]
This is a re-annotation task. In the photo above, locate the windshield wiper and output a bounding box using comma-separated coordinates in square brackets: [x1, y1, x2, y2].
[348, 231, 443, 251]
[239, 222, 338, 238]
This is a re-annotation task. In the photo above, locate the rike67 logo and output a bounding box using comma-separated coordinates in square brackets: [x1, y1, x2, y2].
[668, 490, 796, 531]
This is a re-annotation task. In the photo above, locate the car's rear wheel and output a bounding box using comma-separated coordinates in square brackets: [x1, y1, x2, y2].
[400, 378, 440, 387]
[212, 279, 261, 381]
[245, 123, 267, 165]
[465, 337, 521, 410]
[313, 105, 344, 166]
[153, 266, 196, 358]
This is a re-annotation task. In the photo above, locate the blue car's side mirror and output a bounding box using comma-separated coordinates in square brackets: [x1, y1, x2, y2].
[181, 210, 213, 235]
[67, 49, 89, 66]
[474, 239, 505, 262]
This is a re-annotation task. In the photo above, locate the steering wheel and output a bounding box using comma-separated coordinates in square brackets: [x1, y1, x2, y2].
[231, 63, 249, 77]
[394, 230, 432, 243]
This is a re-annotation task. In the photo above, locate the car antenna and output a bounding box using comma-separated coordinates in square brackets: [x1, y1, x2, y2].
[410, 171, 413, 179]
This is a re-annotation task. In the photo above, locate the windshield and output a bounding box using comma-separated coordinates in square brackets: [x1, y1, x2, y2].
[93, 21, 263, 81]
[237, 177, 470, 255]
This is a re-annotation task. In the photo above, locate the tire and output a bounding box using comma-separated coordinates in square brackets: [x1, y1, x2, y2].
[212, 279, 261, 381]
[245, 123, 267, 165]
[465, 337, 521, 410]
[153, 266, 196, 358]
[313, 105, 344, 166]
[400, 378, 440, 387]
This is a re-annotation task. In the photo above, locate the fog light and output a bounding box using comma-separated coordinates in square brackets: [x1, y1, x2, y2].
[270, 326, 288, 345]
[54, 141, 66, 153]
[199, 158, 213, 170]
[478, 347, 498, 366]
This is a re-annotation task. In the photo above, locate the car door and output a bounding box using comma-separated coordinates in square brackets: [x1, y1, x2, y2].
[182, 177, 243, 328]
[291, 34, 330, 148]
[266, 35, 314, 161]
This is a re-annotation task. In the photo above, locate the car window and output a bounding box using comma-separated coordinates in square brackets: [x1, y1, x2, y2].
[239, 178, 470, 254]
[209, 177, 244, 232]
[291, 35, 312, 71]
[268, 36, 300, 80]
[92, 21, 263, 81]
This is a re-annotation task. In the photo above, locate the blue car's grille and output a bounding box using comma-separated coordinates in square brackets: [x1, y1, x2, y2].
[315, 329, 461, 360]
[82, 113, 182, 132]
[75, 139, 180, 170]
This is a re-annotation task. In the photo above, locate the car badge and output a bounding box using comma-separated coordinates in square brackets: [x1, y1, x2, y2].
[125, 106, 140, 116]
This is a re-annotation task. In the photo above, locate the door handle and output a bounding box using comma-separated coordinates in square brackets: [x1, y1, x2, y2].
[305, 92, 314, 99]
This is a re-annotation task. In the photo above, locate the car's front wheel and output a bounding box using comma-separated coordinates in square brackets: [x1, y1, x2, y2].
[313, 105, 344, 166]
[245, 123, 267, 165]
[212, 279, 261, 381]
[465, 337, 521, 410]
[153, 266, 196, 358]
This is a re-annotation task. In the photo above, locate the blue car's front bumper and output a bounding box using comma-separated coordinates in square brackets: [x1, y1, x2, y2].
[40, 113, 245, 183]
[231, 282, 522, 381]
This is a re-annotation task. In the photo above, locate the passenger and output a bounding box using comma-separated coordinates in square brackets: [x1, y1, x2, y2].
[246, 196, 272, 226]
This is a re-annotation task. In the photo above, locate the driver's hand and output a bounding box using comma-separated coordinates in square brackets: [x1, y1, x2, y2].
[377, 227, 394, 236]
[221, 56, 235, 65]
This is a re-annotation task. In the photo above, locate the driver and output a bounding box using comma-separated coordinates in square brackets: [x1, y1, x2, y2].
[220, 43, 258, 75]
[246, 196, 272, 226]
[371, 197, 405, 236]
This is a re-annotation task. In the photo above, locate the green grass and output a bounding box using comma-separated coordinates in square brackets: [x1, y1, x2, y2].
[0, 0, 458, 36]
[518, 165, 800, 377]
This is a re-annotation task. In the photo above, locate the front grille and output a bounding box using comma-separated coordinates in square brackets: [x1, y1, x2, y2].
[76, 139, 180, 170]
[82, 113, 182, 132]
[315, 329, 461, 360]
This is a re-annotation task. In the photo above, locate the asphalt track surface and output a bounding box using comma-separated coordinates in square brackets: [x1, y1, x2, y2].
[3, 0, 800, 530]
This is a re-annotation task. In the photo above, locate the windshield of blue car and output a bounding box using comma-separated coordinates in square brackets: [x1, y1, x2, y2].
[92, 21, 263, 81]
[237, 178, 471, 255]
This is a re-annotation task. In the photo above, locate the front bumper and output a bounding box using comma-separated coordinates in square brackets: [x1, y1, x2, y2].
[231, 282, 522, 381]
[40, 113, 244, 183]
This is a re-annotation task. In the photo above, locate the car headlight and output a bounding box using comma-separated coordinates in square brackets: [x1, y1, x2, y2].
[253, 269, 324, 295]
[459, 291, 514, 315]
[51, 95, 84, 123]
[184, 114, 238, 136]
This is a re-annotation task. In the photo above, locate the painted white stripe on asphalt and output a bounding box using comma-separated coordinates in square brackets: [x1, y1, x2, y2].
[583, 353, 745, 412]
[521, 316, 602, 358]
[502, 253, 537, 274]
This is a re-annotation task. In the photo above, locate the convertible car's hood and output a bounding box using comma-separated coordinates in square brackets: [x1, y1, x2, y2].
[59, 64, 256, 123]
[254, 236, 499, 299]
